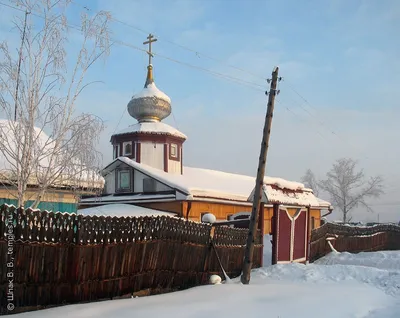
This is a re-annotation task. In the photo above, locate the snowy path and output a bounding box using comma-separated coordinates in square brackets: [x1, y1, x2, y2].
[14, 250, 400, 318]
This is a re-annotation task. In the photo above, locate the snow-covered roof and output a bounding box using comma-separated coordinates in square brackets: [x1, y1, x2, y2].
[317, 198, 333, 209]
[80, 193, 176, 204]
[132, 82, 171, 104]
[0, 119, 104, 189]
[104, 157, 329, 207]
[113, 121, 187, 139]
[248, 185, 321, 207]
[78, 203, 176, 218]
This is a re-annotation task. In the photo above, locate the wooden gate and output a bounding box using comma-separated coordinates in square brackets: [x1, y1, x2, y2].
[274, 206, 308, 264]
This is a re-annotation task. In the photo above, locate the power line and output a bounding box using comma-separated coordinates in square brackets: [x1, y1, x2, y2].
[70, 0, 268, 83]
[70, 1, 348, 145]
[0, 0, 385, 164]
[279, 83, 370, 161]
[113, 108, 126, 134]
[276, 99, 332, 143]
[70, 0, 377, 162]
[0, 1, 265, 93]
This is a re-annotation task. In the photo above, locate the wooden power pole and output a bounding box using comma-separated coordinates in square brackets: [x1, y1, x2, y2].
[241, 66, 280, 284]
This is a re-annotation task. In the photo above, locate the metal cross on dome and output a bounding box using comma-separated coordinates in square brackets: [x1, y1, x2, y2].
[143, 33, 157, 65]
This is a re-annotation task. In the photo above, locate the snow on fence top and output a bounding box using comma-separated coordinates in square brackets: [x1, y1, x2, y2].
[113, 121, 187, 139]
[0, 204, 262, 247]
[311, 222, 400, 242]
[113, 157, 328, 207]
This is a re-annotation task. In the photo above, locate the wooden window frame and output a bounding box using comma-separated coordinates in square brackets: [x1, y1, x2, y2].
[123, 141, 134, 157]
[115, 167, 133, 193]
[169, 143, 180, 161]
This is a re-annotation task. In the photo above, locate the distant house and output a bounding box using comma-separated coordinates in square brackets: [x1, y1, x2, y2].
[0, 119, 103, 212]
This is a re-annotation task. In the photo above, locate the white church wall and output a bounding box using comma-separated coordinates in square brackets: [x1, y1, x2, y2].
[104, 172, 115, 194]
[134, 170, 172, 193]
[140, 142, 164, 170]
[168, 159, 181, 174]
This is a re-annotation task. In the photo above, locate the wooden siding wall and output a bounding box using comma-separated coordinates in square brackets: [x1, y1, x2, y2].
[0, 188, 77, 204]
[185, 202, 274, 234]
[0, 188, 78, 213]
[140, 142, 164, 170]
[136, 201, 183, 214]
[138, 201, 321, 235]
[133, 170, 172, 193]
[0, 205, 263, 314]
[309, 222, 400, 262]
[310, 209, 321, 230]
[167, 155, 181, 174]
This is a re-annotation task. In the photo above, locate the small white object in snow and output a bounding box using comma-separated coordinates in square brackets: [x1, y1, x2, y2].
[201, 213, 216, 224]
[209, 274, 222, 284]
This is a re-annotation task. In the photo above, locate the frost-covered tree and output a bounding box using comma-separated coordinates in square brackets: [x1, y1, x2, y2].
[0, 0, 111, 208]
[301, 168, 319, 196]
[319, 158, 384, 223]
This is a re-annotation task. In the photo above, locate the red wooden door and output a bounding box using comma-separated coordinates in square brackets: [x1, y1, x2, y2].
[275, 207, 308, 264]
[292, 209, 308, 262]
[276, 209, 292, 263]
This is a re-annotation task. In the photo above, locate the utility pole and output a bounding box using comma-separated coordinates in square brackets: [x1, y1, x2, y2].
[241, 66, 280, 284]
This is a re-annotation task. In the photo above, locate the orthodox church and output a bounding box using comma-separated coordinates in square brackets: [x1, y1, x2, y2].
[80, 35, 332, 240]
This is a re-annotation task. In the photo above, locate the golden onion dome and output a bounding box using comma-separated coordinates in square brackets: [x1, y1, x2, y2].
[127, 65, 171, 123]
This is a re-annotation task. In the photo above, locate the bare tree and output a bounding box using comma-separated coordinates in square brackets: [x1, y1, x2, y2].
[319, 158, 384, 223]
[0, 0, 111, 208]
[301, 168, 319, 196]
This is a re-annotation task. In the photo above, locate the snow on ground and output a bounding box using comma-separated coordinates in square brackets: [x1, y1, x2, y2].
[315, 250, 400, 271]
[14, 248, 400, 318]
[263, 234, 272, 265]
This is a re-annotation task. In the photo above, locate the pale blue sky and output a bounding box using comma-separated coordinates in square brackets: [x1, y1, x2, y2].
[0, 0, 399, 221]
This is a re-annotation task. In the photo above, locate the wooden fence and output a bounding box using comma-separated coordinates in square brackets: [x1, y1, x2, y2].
[0, 205, 262, 314]
[309, 222, 400, 262]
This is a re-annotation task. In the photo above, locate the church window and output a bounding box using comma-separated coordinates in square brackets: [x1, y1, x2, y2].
[123, 141, 133, 156]
[116, 169, 132, 192]
[170, 143, 178, 158]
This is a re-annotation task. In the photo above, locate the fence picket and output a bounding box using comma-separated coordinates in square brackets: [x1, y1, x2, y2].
[310, 222, 400, 261]
[0, 204, 262, 314]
